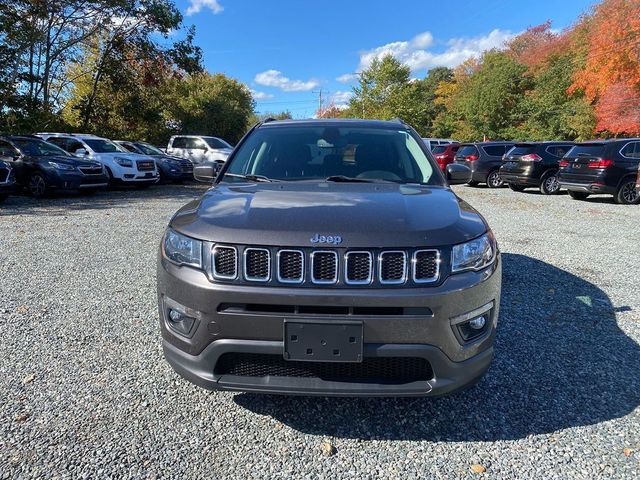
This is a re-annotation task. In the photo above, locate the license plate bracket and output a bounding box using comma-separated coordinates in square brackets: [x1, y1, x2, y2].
[284, 319, 363, 363]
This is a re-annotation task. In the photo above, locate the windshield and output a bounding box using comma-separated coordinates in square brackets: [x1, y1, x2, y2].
[203, 137, 232, 149]
[566, 144, 606, 157]
[136, 143, 164, 155]
[12, 138, 70, 157]
[223, 126, 439, 185]
[457, 145, 478, 157]
[507, 145, 536, 156]
[432, 145, 448, 154]
[84, 139, 123, 153]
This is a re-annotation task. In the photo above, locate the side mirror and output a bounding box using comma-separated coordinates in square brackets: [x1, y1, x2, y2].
[193, 164, 216, 183]
[74, 148, 88, 156]
[446, 163, 472, 185]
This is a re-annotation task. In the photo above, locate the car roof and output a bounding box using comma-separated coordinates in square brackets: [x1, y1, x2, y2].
[575, 138, 640, 144]
[257, 118, 408, 130]
[460, 141, 515, 146]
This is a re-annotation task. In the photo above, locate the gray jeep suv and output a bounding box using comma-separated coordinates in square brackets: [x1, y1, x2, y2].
[158, 119, 501, 396]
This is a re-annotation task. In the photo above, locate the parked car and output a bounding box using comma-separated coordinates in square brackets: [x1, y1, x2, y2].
[454, 141, 516, 188]
[432, 143, 460, 171]
[0, 159, 16, 201]
[166, 135, 233, 166]
[558, 139, 640, 204]
[115, 140, 193, 183]
[422, 137, 457, 151]
[498, 142, 574, 194]
[158, 118, 501, 397]
[0, 136, 108, 197]
[636, 163, 640, 194]
[35, 133, 158, 187]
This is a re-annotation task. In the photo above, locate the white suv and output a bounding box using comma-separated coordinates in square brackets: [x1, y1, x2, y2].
[35, 133, 159, 186]
[166, 135, 233, 166]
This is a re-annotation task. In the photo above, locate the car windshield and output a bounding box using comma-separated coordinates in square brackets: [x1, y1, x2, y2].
[432, 145, 448, 154]
[507, 145, 536, 156]
[12, 138, 70, 157]
[84, 139, 123, 153]
[203, 137, 232, 149]
[136, 143, 164, 155]
[223, 125, 439, 185]
[566, 144, 606, 157]
[457, 145, 478, 156]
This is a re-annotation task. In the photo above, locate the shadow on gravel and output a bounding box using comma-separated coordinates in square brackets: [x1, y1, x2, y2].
[234, 253, 640, 441]
[0, 183, 207, 216]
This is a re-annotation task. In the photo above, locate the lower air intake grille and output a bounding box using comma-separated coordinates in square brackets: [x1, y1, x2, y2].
[244, 248, 270, 281]
[311, 251, 338, 284]
[215, 353, 433, 383]
[212, 246, 237, 279]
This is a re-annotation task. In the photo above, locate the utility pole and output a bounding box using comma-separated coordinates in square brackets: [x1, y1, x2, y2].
[313, 89, 325, 117]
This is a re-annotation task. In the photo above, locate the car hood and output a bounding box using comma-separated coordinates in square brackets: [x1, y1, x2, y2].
[170, 182, 488, 248]
[28, 155, 100, 167]
[92, 152, 149, 161]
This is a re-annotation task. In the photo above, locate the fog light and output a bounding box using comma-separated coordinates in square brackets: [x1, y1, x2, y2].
[167, 308, 196, 336]
[468, 315, 486, 330]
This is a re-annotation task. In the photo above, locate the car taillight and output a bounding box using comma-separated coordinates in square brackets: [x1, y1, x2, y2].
[465, 155, 478, 161]
[559, 160, 569, 167]
[521, 153, 542, 161]
[588, 159, 614, 169]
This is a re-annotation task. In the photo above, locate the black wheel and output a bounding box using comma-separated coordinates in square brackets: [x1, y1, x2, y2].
[568, 190, 590, 201]
[105, 167, 114, 187]
[508, 183, 526, 192]
[540, 171, 561, 195]
[28, 172, 48, 198]
[615, 178, 640, 205]
[486, 170, 504, 188]
[467, 181, 480, 187]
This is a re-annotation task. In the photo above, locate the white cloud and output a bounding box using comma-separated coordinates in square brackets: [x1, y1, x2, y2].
[357, 29, 514, 73]
[250, 89, 274, 100]
[330, 90, 353, 105]
[186, 0, 223, 16]
[336, 73, 358, 83]
[254, 69, 320, 92]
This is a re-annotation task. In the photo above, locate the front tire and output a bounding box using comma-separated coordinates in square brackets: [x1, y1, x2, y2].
[467, 181, 480, 187]
[486, 170, 504, 188]
[540, 171, 561, 195]
[508, 183, 526, 192]
[615, 179, 640, 205]
[29, 172, 48, 198]
[568, 190, 590, 201]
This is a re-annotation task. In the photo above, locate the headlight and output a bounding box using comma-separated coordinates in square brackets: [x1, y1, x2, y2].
[47, 161, 75, 170]
[164, 228, 202, 268]
[451, 232, 497, 273]
[114, 157, 133, 167]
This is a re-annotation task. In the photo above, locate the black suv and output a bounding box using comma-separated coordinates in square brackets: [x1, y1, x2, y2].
[157, 119, 502, 397]
[499, 142, 574, 194]
[0, 159, 16, 201]
[115, 140, 194, 182]
[558, 139, 640, 205]
[454, 141, 515, 188]
[0, 136, 108, 197]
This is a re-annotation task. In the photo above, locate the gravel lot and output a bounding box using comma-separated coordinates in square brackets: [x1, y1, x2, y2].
[1, 184, 639, 479]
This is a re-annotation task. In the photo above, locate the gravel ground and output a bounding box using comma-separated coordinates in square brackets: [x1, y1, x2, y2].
[0, 184, 639, 479]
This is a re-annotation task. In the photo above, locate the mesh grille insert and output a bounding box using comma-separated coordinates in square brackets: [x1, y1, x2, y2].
[212, 246, 237, 279]
[245, 248, 270, 281]
[414, 250, 439, 282]
[380, 251, 407, 284]
[215, 353, 433, 384]
[278, 250, 303, 283]
[311, 251, 338, 283]
[345, 252, 372, 284]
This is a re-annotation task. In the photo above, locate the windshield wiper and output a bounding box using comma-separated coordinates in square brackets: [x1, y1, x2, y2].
[223, 173, 275, 183]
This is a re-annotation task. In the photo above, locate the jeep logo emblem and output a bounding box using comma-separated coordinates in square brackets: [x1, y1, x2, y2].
[310, 233, 342, 245]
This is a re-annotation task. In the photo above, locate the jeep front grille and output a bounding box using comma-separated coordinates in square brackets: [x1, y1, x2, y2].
[208, 246, 440, 287]
[212, 246, 237, 279]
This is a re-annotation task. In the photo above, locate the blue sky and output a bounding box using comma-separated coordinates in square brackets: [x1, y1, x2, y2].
[172, 0, 595, 117]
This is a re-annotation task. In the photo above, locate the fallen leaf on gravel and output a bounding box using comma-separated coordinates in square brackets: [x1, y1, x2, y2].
[320, 440, 336, 457]
[470, 464, 486, 474]
[623, 448, 633, 457]
[22, 374, 35, 384]
[548, 288, 555, 294]
[16, 305, 29, 314]
[15, 413, 29, 422]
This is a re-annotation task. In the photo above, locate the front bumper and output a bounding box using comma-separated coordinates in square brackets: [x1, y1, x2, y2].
[158, 254, 501, 396]
[158, 163, 193, 180]
[45, 170, 109, 190]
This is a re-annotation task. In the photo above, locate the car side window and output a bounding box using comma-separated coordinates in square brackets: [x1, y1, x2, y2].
[0, 141, 19, 158]
[172, 137, 187, 149]
[482, 145, 506, 156]
[67, 140, 85, 153]
[620, 142, 640, 159]
[186, 138, 206, 149]
[47, 137, 69, 151]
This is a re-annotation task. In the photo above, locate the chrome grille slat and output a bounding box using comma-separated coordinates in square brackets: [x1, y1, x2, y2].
[379, 251, 407, 285]
[412, 249, 440, 283]
[311, 251, 338, 284]
[277, 250, 304, 283]
[212, 246, 238, 280]
[345, 251, 373, 285]
[244, 248, 271, 282]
